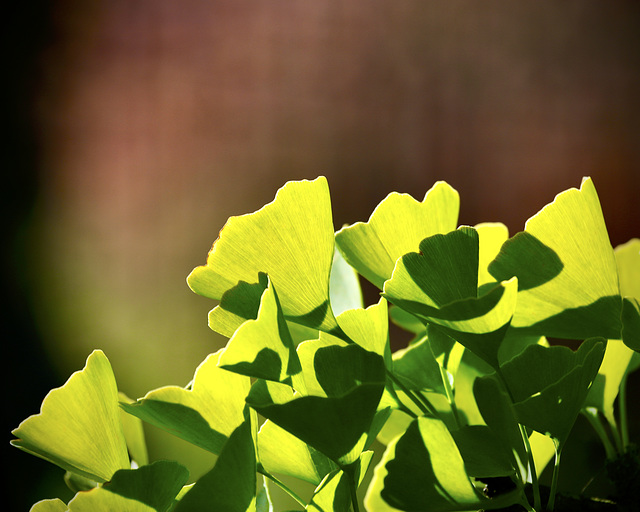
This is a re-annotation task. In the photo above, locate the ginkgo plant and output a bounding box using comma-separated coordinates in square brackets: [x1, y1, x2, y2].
[11, 176, 640, 512]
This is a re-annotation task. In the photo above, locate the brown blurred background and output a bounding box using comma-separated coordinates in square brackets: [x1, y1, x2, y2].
[6, 1, 639, 509]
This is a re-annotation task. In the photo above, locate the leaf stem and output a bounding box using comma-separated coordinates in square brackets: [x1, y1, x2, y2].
[547, 443, 562, 512]
[386, 369, 438, 417]
[495, 367, 541, 512]
[343, 463, 361, 512]
[519, 423, 541, 512]
[582, 408, 617, 460]
[439, 364, 461, 429]
[257, 466, 307, 508]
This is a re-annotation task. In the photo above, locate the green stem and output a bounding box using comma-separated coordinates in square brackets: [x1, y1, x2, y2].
[386, 369, 438, 417]
[520, 423, 541, 512]
[547, 443, 562, 512]
[257, 467, 307, 508]
[439, 364, 461, 428]
[583, 408, 617, 460]
[343, 463, 361, 512]
[494, 367, 541, 512]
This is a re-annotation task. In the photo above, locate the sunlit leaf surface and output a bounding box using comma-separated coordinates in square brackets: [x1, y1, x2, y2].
[219, 277, 301, 383]
[489, 177, 621, 339]
[121, 349, 250, 455]
[188, 177, 340, 334]
[11, 350, 129, 483]
[336, 181, 459, 289]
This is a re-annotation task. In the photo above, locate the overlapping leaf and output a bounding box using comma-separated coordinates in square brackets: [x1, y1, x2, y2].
[60, 461, 189, 512]
[218, 277, 301, 383]
[489, 177, 621, 340]
[335, 181, 459, 289]
[121, 349, 250, 455]
[173, 419, 257, 512]
[11, 350, 130, 483]
[306, 451, 373, 512]
[257, 418, 336, 485]
[498, 338, 606, 446]
[616, 239, 640, 352]
[375, 417, 521, 511]
[247, 344, 386, 466]
[187, 177, 341, 335]
[383, 227, 518, 369]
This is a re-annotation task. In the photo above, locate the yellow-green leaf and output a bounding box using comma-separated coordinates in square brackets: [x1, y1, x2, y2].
[188, 177, 340, 334]
[11, 350, 129, 483]
[489, 177, 621, 339]
[121, 349, 250, 455]
[335, 181, 459, 289]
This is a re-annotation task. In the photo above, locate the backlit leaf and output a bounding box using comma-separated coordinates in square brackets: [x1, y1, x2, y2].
[257, 418, 336, 485]
[11, 350, 129, 483]
[173, 419, 256, 512]
[188, 177, 341, 334]
[489, 177, 621, 340]
[499, 338, 606, 446]
[121, 349, 250, 455]
[378, 417, 519, 511]
[247, 344, 386, 466]
[218, 277, 301, 383]
[335, 181, 459, 289]
[306, 451, 373, 512]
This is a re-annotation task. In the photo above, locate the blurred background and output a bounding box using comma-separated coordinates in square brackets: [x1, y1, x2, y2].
[6, 1, 639, 509]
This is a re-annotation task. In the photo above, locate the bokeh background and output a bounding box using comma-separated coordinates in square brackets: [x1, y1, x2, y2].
[7, 2, 639, 510]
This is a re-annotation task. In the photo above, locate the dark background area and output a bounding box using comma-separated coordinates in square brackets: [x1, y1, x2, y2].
[6, 2, 639, 510]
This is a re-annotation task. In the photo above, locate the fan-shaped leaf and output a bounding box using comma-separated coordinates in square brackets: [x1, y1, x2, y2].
[11, 350, 129, 483]
[335, 181, 459, 289]
[489, 177, 621, 340]
[173, 419, 256, 512]
[499, 338, 606, 446]
[187, 177, 341, 334]
[218, 277, 301, 383]
[121, 349, 250, 455]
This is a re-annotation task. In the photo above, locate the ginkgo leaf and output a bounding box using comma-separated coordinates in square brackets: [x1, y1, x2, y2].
[11, 350, 129, 483]
[584, 338, 637, 427]
[499, 338, 606, 446]
[67, 492, 155, 512]
[476, 223, 510, 287]
[329, 246, 364, 316]
[119, 393, 148, 467]
[336, 297, 391, 366]
[187, 177, 341, 335]
[622, 298, 640, 352]
[391, 335, 446, 395]
[100, 460, 189, 512]
[383, 227, 518, 370]
[335, 181, 459, 289]
[450, 425, 517, 478]
[616, 238, 640, 300]
[208, 273, 269, 338]
[377, 417, 521, 511]
[616, 239, 640, 352]
[218, 277, 301, 383]
[306, 451, 373, 512]
[121, 349, 250, 455]
[173, 419, 257, 512]
[257, 418, 337, 485]
[29, 499, 68, 512]
[473, 376, 529, 482]
[489, 177, 621, 340]
[247, 344, 386, 466]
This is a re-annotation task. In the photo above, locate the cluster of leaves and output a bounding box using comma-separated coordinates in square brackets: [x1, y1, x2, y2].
[11, 176, 640, 512]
